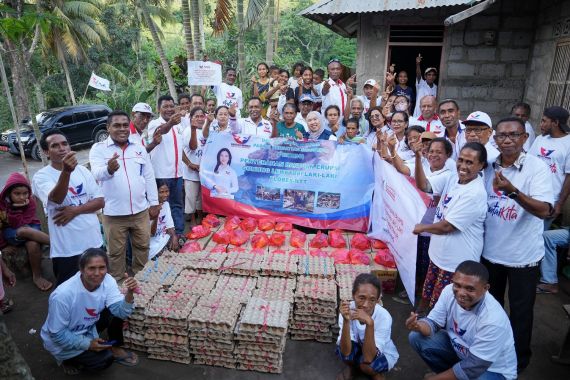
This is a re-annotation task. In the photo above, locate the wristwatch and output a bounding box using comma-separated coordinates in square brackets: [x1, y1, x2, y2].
[507, 189, 519, 199]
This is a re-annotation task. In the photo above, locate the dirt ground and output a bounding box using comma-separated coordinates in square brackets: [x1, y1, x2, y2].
[3, 253, 570, 380]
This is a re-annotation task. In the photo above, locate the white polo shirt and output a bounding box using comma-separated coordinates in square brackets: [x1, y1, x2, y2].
[89, 137, 158, 216]
[524, 121, 536, 152]
[413, 79, 437, 117]
[483, 153, 554, 266]
[232, 117, 273, 138]
[182, 126, 206, 181]
[129, 123, 147, 147]
[409, 115, 445, 137]
[213, 82, 243, 118]
[446, 122, 467, 160]
[322, 78, 347, 117]
[528, 134, 570, 201]
[147, 116, 184, 179]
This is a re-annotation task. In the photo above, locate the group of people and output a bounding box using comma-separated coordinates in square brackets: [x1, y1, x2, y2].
[0, 54, 567, 379]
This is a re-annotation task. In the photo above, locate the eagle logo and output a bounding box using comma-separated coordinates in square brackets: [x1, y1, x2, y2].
[540, 147, 555, 157]
[85, 308, 98, 317]
[68, 184, 83, 196]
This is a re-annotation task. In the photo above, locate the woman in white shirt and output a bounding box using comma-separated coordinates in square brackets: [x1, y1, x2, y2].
[203, 105, 231, 139]
[209, 148, 239, 198]
[337, 273, 399, 380]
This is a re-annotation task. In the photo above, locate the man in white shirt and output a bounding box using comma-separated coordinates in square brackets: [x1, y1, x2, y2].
[33, 130, 104, 286]
[414, 54, 438, 117]
[212, 68, 243, 118]
[528, 106, 570, 220]
[463, 111, 500, 164]
[183, 107, 207, 226]
[129, 102, 154, 149]
[482, 117, 553, 372]
[89, 111, 159, 281]
[409, 95, 444, 136]
[321, 58, 347, 118]
[407, 260, 517, 380]
[357, 79, 379, 114]
[230, 97, 275, 138]
[295, 94, 315, 131]
[146, 95, 185, 237]
[439, 99, 466, 160]
[511, 102, 536, 151]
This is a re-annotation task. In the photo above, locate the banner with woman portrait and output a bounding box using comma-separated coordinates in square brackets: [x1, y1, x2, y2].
[200, 133, 374, 231]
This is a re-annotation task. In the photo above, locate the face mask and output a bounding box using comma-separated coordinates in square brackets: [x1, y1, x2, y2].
[395, 103, 408, 112]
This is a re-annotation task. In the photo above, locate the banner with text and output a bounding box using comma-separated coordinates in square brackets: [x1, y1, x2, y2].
[368, 155, 430, 304]
[187, 60, 222, 86]
[200, 133, 374, 231]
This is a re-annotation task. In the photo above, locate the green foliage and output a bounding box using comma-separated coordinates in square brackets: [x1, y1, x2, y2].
[93, 80, 155, 111]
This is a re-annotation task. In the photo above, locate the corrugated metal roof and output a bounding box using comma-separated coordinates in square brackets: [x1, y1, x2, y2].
[299, 0, 482, 16]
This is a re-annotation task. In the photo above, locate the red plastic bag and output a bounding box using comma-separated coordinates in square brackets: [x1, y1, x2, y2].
[202, 214, 220, 228]
[250, 248, 267, 255]
[328, 229, 347, 248]
[270, 249, 287, 255]
[209, 244, 227, 254]
[374, 249, 396, 268]
[240, 217, 258, 232]
[230, 229, 249, 246]
[349, 249, 370, 265]
[275, 222, 292, 232]
[289, 248, 307, 256]
[269, 232, 286, 247]
[290, 229, 307, 248]
[331, 249, 350, 264]
[371, 239, 388, 250]
[228, 246, 247, 254]
[258, 218, 275, 231]
[310, 231, 329, 248]
[251, 232, 270, 249]
[224, 216, 242, 230]
[212, 229, 232, 244]
[351, 233, 371, 250]
[309, 248, 329, 257]
[179, 240, 201, 253]
[186, 225, 210, 239]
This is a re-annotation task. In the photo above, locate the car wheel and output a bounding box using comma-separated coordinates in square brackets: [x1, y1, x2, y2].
[30, 143, 41, 161]
[93, 129, 109, 143]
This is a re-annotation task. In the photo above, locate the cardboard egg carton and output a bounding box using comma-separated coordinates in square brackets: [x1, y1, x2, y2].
[144, 331, 189, 347]
[206, 243, 229, 254]
[294, 303, 337, 316]
[287, 313, 336, 326]
[220, 252, 265, 277]
[296, 255, 335, 279]
[170, 270, 218, 296]
[188, 295, 243, 331]
[238, 297, 290, 336]
[135, 259, 183, 286]
[227, 241, 252, 253]
[189, 338, 235, 353]
[290, 320, 334, 333]
[210, 275, 257, 304]
[165, 251, 228, 272]
[234, 346, 284, 361]
[260, 253, 298, 278]
[253, 276, 296, 303]
[147, 351, 191, 365]
[294, 276, 338, 305]
[121, 282, 162, 309]
[290, 329, 333, 343]
[236, 358, 283, 374]
[145, 289, 200, 323]
[194, 356, 237, 369]
[335, 263, 370, 277]
[146, 325, 188, 336]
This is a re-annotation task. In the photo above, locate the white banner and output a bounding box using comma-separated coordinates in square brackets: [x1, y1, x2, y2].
[368, 155, 429, 304]
[88, 72, 111, 91]
[187, 60, 222, 86]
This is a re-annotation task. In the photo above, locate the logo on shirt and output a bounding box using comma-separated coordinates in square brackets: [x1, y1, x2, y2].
[540, 147, 555, 157]
[452, 319, 467, 337]
[226, 92, 236, 98]
[85, 308, 98, 317]
[232, 135, 251, 145]
[68, 183, 86, 205]
[493, 189, 505, 198]
[442, 194, 452, 206]
[488, 201, 518, 221]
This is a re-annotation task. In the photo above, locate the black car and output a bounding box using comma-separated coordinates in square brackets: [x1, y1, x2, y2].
[0, 104, 111, 160]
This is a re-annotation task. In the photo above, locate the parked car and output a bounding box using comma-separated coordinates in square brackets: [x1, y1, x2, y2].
[0, 104, 111, 160]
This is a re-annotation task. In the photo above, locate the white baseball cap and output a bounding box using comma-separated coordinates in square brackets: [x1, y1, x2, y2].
[364, 79, 377, 87]
[132, 102, 153, 114]
[464, 111, 492, 128]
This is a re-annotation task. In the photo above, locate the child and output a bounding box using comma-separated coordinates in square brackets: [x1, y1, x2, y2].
[0, 173, 52, 291]
[359, 79, 379, 114]
[393, 71, 414, 113]
[341, 119, 366, 144]
[0, 251, 16, 313]
[205, 99, 217, 114]
[149, 181, 178, 260]
[288, 62, 304, 90]
[336, 273, 399, 380]
[313, 68, 325, 112]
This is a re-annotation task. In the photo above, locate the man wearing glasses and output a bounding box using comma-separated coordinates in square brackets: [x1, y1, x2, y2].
[481, 117, 554, 373]
[321, 58, 347, 118]
[463, 111, 500, 164]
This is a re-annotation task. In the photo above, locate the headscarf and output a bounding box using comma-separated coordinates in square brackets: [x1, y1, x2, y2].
[307, 111, 325, 140]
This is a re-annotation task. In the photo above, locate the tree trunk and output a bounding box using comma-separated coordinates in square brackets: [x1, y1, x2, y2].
[273, 0, 280, 56]
[237, 0, 246, 94]
[60, 55, 77, 105]
[191, 0, 202, 58]
[181, 0, 195, 61]
[142, 6, 177, 99]
[265, 0, 275, 64]
[198, 0, 205, 53]
[4, 40, 29, 122]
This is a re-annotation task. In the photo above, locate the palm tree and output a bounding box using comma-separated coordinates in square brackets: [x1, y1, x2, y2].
[41, 0, 109, 105]
[265, 0, 275, 64]
[181, 0, 195, 61]
[191, 0, 202, 58]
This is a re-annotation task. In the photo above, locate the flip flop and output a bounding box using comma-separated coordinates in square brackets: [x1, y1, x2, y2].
[536, 284, 558, 294]
[0, 298, 14, 314]
[114, 351, 139, 367]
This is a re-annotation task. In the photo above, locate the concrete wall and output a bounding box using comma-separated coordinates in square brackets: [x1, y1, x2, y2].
[524, 0, 570, 125]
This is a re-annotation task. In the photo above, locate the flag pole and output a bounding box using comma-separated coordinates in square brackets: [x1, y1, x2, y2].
[81, 72, 93, 103]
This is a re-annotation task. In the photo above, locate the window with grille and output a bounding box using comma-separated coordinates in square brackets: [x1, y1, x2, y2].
[545, 40, 570, 109]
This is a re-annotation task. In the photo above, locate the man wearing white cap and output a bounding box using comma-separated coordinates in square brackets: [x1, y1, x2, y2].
[464, 111, 500, 165]
[129, 103, 155, 150]
[414, 54, 438, 117]
[358, 79, 379, 114]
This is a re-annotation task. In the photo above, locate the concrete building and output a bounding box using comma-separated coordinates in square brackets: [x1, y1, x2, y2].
[300, 0, 570, 127]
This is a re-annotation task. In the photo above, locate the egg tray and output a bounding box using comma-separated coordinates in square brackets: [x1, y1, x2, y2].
[206, 244, 229, 254]
[294, 303, 337, 317]
[238, 297, 290, 336]
[234, 323, 287, 348]
[296, 256, 335, 279]
[123, 330, 145, 344]
[234, 337, 286, 354]
[135, 259, 184, 285]
[226, 242, 252, 253]
[288, 313, 336, 325]
[123, 341, 147, 353]
[189, 328, 235, 343]
[189, 338, 235, 352]
[193, 355, 237, 369]
[147, 352, 191, 365]
[294, 276, 338, 305]
[260, 253, 298, 278]
[234, 347, 283, 362]
[219, 252, 265, 277]
[145, 325, 188, 336]
[170, 269, 218, 296]
[253, 276, 296, 302]
[121, 282, 162, 308]
[289, 320, 334, 333]
[290, 330, 334, 343]
[144, 289, 200, 322]
[210, 275, 257, 304]
[144, 331, 189, 346]
[335, 264, 370, 277]
[188, 295, 243, 330]
[189, 347, 234, 359]
[166, 252, 228, 272]
[236, 359, 283, 374]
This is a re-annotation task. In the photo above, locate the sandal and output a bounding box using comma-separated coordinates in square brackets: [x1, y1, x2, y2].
[61, 363, 81, 375]
[114, 351, 139, 367]
[536, 283, 558, 294]
[0, 297, 14, 314]
[336, 366, 354, 380]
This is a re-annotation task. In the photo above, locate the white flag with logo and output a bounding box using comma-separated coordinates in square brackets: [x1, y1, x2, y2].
[88, 72, 111, 91]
